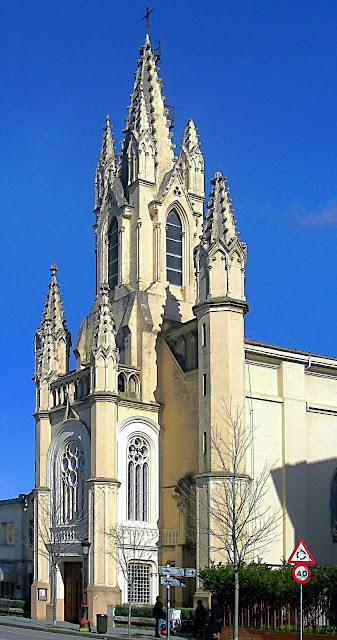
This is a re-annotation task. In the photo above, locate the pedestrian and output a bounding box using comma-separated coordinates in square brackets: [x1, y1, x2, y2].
[192, 599, 207, 638]
[153, 595, 164, 638]
[206, 597, 224, 640]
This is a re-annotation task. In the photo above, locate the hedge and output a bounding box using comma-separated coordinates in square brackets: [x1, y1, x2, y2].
[114, 606, 195, 620]
[0, 598, 25, 609]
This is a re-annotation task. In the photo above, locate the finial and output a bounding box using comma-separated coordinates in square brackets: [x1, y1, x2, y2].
[50, 264, 58, 275]
[142, 5, 153, 35]
[106, 114, 110, 124]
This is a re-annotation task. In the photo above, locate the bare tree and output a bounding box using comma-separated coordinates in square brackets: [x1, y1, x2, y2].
[176, 406, 280, 640]
[30, 490, 88, 627]
[105, 524, 159, 637]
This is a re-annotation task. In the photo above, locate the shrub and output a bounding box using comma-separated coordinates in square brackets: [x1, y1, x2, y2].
[115, 605, 153, 618]
[0, 598, 25, 609]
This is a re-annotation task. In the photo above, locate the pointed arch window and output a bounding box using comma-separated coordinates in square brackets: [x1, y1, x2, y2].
[60, 440, 86, 524]
[108, 217, 118, 291]
[166, 210, 182, 286]
[127, 436, 149, 522]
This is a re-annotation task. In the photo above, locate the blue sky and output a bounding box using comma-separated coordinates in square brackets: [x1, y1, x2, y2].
[1, 0, 337, 499]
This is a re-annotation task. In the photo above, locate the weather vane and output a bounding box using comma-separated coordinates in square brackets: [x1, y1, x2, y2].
[142, 6, 153, 34]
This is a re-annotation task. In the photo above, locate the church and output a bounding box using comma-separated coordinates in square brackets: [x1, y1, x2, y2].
[31, 29, 337, 623]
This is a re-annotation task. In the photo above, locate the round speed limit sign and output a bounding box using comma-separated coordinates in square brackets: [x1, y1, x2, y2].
[293, 563, 311, 584]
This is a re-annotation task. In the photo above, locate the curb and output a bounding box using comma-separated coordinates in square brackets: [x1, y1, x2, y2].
[0, 618, 159, 639]
[0, 619, 103, 638]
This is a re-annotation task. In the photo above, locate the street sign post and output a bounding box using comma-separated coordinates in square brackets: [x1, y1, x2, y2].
[292, 563, 311, 585]
[159, 566, 196, 577]
[288, 540, 315, 640]
[159, 568, 196, 640]
[288, 540, 315, 565]
[161, 577, 186, 587]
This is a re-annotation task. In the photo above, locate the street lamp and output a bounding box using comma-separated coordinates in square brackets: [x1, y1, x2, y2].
[79, 538, 91, 632]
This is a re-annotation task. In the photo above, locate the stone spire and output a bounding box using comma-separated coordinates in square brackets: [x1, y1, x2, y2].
[91, 283, 119, 393]
[95, 115, 117, 209]
[195, 171, 247, 302]
[119, 32, 175, 190]
[178, 119, 205, 197]
[202, 172, 238, 248]
[34, 265, 71, 382]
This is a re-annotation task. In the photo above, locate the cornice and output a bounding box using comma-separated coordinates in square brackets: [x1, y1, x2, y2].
[193, 296, 249, 317]
[87, 477, 121, 488]
[118, 399, 160, 412]
[33, 411, 51, 419]
[194, 471, 251, 480]
[88, 392, 119, 405]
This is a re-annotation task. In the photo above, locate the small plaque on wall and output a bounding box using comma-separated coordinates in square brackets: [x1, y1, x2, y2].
[38, 588, 47, 601]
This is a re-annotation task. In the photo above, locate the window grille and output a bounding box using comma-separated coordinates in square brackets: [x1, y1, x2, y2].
[127, 436, 149, 522]
[108, 217, 118, 290]
[127, 563, 151, 604]
[166, 210, 182, 286]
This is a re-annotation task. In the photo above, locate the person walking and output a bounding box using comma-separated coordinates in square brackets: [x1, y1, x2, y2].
[193, 599, 207, 638]
[207, 597, 224, 640]
[153, 595, 164, 638]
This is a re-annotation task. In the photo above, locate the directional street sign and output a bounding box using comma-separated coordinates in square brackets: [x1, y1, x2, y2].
[161, 577, 186, 587]
[293, 563, 311, 584]
[159, 567, 184, 577]
[159, 566, 196, 577]
[288, 540, 315, 565]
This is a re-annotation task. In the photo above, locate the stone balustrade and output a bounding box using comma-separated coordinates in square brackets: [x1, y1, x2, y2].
[50, 365, 141, 408]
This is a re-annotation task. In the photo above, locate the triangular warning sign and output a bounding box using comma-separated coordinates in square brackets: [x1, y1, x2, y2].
[288, 539, 315, 565]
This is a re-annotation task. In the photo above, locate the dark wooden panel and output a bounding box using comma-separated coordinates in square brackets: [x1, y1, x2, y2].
[64, 562, 82, 623]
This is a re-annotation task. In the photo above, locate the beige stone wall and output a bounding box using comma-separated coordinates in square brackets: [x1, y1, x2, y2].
[245, 343, 337, 567]
[156, 333, 198, 605]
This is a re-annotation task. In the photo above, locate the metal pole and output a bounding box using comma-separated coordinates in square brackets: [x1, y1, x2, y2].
[300, 583, 303, 640]
[166, 584, 170, 640]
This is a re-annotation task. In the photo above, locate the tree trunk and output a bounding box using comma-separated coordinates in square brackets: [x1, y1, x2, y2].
[128, 600, 132, 637]
[52, 564, 57, 627]
[234, 565, 239, 640]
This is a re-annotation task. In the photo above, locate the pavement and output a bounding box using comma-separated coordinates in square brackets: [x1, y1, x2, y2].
[0, 616, 190, 640]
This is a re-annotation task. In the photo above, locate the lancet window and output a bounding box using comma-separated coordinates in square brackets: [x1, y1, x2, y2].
[166, 210, 182, 286]
[127, 436, 149, 522]
[60, 441, 85, 524]
[108, 216, 118, 291]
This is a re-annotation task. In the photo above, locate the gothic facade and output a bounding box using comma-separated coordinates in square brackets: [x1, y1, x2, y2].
[32, 32, 337, 623]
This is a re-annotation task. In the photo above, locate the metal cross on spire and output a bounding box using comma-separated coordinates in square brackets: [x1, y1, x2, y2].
[142, 6, 153, 34]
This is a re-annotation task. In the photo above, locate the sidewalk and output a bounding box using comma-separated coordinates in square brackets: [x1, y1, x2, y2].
[0, 616, 189, 640]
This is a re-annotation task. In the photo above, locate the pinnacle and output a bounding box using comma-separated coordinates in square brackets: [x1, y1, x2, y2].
[35, 265, 71, 379]
[120, 34, 174, 187]
[40, 266, 68, 334]
[98, 115, 117, 173]
[182, 119, 200, 154]
[203, 170, 237, 247]
[92, 283, 117, 353]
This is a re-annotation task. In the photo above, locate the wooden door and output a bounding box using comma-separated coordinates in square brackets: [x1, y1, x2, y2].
[64, 562, 82, 623]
